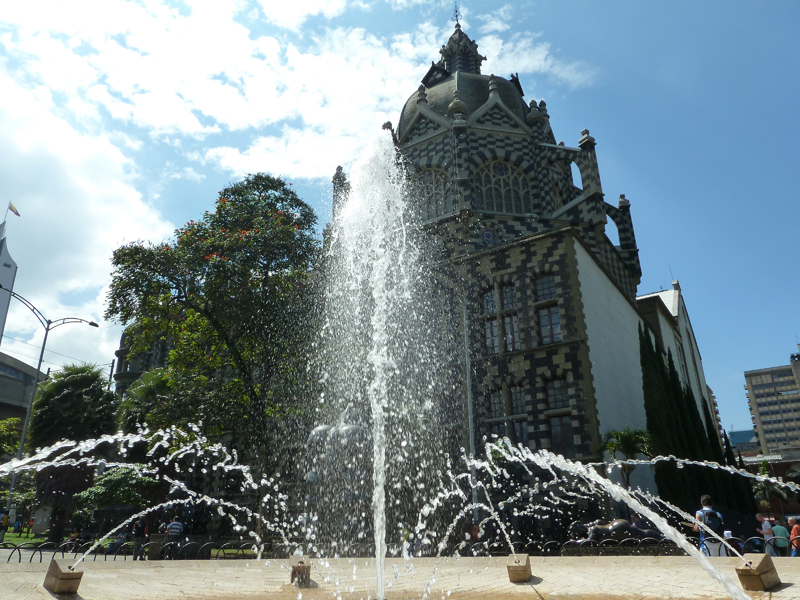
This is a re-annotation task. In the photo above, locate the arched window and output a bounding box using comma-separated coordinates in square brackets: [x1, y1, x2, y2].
[415, 168, 454, 220]
[473, 160, 532, 214]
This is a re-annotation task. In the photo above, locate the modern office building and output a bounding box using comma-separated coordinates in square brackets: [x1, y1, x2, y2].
[0, 351, 46, 450]
[728, 429, 760, 455]
[744, 346, 800, 456]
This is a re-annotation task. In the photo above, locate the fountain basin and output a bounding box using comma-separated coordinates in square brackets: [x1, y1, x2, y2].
[3, 555, 799, 599]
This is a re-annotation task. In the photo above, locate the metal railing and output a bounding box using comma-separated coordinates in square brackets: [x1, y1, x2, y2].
[3, 536, 797, 563]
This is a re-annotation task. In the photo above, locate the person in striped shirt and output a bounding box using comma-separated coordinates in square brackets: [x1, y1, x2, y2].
[166, 516, 183, 543]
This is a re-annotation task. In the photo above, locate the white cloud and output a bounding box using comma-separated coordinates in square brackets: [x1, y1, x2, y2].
[480, 32, 597, 90]
[258, 0, 349, 31]
[0, 70, 175, 372]
[202, 23, 445, 178]
[476, 4, 513, 34]
[168, 166, 205, 182]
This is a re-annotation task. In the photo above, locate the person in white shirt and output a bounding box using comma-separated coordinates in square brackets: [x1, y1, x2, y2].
[756, 513, 777, 557]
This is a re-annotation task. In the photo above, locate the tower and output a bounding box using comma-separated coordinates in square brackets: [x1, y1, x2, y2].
[0, 221, 19, 345]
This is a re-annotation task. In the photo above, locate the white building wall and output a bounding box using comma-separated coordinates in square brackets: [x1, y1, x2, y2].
[574, 240, 654, 493]
[640, 288, 713, 432]
[677, 300, 710, 419]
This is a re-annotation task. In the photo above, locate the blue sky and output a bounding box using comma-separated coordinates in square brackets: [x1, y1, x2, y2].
[0, 1, 797, 433]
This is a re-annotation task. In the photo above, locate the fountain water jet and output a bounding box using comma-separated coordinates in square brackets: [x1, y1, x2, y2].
[319, 130, 460, 598]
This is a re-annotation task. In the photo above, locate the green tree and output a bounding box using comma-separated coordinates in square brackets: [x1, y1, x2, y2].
[105, 173, 319, 444]
[117, 368, 176, 433]
[28, 364, 118, 450]
[638, 326, 755, 514]
[27, 364, 118, 541]
[599, 427, 651, 489]
[0, 417, 21, 456]
[73, 465, 159, 509]
[753, 460, 789, 513]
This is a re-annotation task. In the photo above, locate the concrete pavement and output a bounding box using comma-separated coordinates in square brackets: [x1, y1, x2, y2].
[2, 554, 799, 600]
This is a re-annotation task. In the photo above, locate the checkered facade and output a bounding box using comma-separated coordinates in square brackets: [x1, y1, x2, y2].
[397, 35, 647, 460]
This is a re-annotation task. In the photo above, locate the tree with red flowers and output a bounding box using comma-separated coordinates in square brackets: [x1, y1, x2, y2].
[105, 174, 319, 441]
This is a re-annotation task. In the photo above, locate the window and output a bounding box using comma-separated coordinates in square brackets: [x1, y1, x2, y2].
[504, 314, 520, 351]
[486, 386, 529, 447]
[538, 305, 562, 345]
[483, 289, 496, 314]
[501, 285, 516, 309]
[485, 318, 500, 355]
[415, 168, 454, 220]
[510, 386, 527, 415]
[489, 390, 504, 419]
[473, 160, 532, 214]
[482, 283, 520, 354]
[535, 275, 557, 301]
[546, 380, 569, 410]
[512, 420, 529, 446]
[550, 415, 575, 457]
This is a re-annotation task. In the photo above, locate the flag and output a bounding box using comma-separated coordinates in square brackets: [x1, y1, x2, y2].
[8, 203, 20, 217]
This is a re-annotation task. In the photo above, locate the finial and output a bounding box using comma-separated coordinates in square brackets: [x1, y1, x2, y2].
[448, 89, 468, 117]
[488, 74, 498, 96]
[417, 84, 428, 105]
[579, 128, 596, 151]
[538, 99, 548, 117]
[452, 2, 462, 26]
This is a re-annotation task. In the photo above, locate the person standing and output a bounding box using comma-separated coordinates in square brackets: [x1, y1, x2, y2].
[166, 516, 183, 542]
[788, 516, 800, 558]
[694, 495, 725, 556]
[756, 513, 777, 557]
[132, 517, 148, 561]
[772, 520, 791, 556]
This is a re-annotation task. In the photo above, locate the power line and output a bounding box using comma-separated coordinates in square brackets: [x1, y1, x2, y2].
[0, 333, 95, 363]
[0, 344, 111, 370]
[0, 345, 71, 369]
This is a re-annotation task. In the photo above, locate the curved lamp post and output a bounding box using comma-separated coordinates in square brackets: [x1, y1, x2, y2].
[0, 283, 98, 513]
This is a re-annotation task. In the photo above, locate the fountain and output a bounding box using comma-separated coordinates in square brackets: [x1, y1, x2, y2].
[3, 129, 800, 600]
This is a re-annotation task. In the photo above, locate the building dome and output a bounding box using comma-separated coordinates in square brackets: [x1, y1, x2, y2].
[397, 72, 529, 140]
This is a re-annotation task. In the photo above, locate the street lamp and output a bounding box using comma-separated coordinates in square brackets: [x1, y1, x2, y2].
[0, 283, 99, 513]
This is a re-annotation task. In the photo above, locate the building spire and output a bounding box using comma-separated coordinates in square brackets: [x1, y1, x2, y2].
[452, 2, 461, 26]
[439, 20, 485, 75]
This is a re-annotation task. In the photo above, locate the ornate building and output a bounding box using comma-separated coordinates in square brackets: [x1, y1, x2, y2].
[397, 24, 644, 465]
[332, 24, 721, 491]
